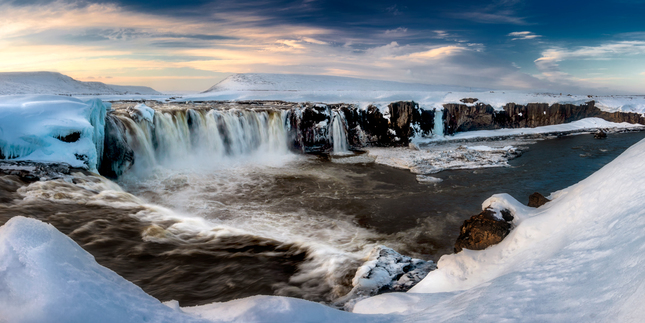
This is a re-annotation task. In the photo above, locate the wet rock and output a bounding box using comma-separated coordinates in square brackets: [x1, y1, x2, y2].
[460, 98, 479, 103]
[454, 208, 513, 253]
[100, 114, 135, 178]
[528, 192, 551, 208]
[0, 161, 73, 181]
[594, 130, 607, 139]
[442, 100, 645, 135]
[300, 104, 332, 152]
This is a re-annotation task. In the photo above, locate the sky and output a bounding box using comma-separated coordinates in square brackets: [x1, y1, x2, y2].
[1, 0, 645, 93]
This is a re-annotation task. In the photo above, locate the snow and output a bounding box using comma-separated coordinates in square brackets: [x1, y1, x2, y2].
[438, 117, 644, 141]
[188, 74, 645, 115]
[0, 95, 109, 170]
[0, 72, 161, 96]
[0, 216, 205, 323]
[367, 144, 521, 174]
[129, 103, 155, 123]
[353, 136, 645, 321]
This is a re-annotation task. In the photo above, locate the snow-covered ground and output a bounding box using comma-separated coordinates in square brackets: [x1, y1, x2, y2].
[0, 72, 161, 96]
[4, 132, 645, 322]
[187, 73, 645, 114]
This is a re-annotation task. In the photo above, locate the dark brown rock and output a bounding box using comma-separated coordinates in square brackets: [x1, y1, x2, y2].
[594, 130, 607, 139]
[528, 192, 550, 208]
[454, 208, 512, 253]
[460, 98, 479, 103]
[442, 100, 645, 135]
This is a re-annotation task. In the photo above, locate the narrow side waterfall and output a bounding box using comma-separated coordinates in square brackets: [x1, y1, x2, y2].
[331, 110, 350, 155]
[117, 108, 291, 172]
[433, 108, 444, 138]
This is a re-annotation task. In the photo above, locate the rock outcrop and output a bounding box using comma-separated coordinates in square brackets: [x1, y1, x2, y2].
[454, 208, 513, 253]
[336, 246, 436, 311]
[528, 192, 551, 207]
[442, 100, 645, 135]
[100, 114, 134, 178]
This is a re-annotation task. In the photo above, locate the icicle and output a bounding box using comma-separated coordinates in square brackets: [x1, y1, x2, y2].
[433, 108, 444, 138]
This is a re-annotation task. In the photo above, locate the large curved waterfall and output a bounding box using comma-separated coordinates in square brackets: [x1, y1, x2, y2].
[116, 107, 290, 172]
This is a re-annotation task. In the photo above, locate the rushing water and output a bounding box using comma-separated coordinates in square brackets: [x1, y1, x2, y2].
[2, 107, 644, 309]
[331, 110, 350, 155]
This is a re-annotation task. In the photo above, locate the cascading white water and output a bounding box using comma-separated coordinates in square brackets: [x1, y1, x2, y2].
[331, 110, 350, 155]
[433, 108, 444, 138]
[119, 108, 291, 171]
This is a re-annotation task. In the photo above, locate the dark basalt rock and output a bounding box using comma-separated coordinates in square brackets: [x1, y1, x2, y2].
[460, 98, 479, 104]
[442, 100, 645, 135]
[300, 105, 332, 153]
[100, 114, 135, 178]
[454, 208, 513, 253]
[0, 161, 73, 181]
[594, 130, 607, 139]
[56, 132, 81, 143]
[528, 192, 551, 208]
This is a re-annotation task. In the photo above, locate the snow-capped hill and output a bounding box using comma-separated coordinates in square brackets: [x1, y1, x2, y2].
[0, 72, 161, 95]
[204, 73, 473, 92]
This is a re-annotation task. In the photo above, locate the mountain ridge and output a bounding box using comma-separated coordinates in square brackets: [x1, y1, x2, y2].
[0, 72, 161, 95]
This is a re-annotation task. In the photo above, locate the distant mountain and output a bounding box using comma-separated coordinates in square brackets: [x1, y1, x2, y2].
[0, 72, 161, 95]
[204, 73, 475, 93]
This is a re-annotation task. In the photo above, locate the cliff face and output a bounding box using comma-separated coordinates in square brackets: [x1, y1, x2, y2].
[442, 101, 645, 135]
[100, 100, 645, 178]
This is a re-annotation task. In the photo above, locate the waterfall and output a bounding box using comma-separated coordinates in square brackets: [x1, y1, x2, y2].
[331, 110, 350, 155]
[117, 108, 291, 173]
[433, 108, 444, 138]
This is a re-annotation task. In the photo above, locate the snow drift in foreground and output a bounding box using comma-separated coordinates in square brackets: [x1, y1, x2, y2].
[0, 95, 109, 170]
[191, 73, 645, 114]
[3, 138, 645, 322]
[0, 217, 389, 323]
[0, 72, 161, 96]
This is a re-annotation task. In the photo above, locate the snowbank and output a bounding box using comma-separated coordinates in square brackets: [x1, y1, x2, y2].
[0, 95, 109, 170]
[0, 216, 205, 323]
[354, 137, 645, 321]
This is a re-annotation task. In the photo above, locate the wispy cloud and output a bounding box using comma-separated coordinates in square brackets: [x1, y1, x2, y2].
[456, 11, 528, 25]
[508, 31, 541, 40]
[533, 41, 645, 92]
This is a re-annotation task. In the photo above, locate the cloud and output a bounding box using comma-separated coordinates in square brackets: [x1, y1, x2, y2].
[456, 11, 528, 25]
[385, 27, 407, 35]
[533, 41, 645, 92]
[508, 31, 541, 40]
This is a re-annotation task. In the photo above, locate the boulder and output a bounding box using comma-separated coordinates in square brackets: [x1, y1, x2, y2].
[454, 208, 513, 253]
[528, 192, 551, 207]
[594, 130, 607, 139]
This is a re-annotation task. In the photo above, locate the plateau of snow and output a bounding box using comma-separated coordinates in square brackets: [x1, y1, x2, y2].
[190, 73, 645, 114]
[0, 72, 161, 96]
[0, 95, 109, 170]
[3, 135, 645, 321]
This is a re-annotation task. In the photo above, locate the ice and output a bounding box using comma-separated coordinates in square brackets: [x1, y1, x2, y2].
[0, 95, 110, 170]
